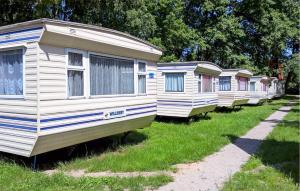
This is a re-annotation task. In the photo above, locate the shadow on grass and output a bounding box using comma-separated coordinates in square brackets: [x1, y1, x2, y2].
[155, 114, 211, 124]
[214, 106, 243, 113]
[260, 119, 299, 129]
[0, 131, 148, 171]
[223, 134, 299, 185]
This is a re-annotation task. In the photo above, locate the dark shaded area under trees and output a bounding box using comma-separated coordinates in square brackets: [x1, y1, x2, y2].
[0, 0, 299, 92]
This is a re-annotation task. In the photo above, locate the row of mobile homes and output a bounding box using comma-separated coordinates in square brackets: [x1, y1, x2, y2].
[247, 76, 269, 104]
[0, 19, 284, 157]
[217, 69, 253, 107]
[267, 77, 278, 99]
[157, 61, 222, 118]
[276, 80, 285, 97]
[0, 19, 162, 157]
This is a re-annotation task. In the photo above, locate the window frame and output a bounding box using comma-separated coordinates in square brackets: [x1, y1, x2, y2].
[164, 72, 185, 93]
[88, 51, 137, 98]
[137, 60, 147, 95]
[219, 76, 232, 91]
[198, 74, 202, 93]
[237, 76, 249, 91]
[250, 81, 256, 92]
[200, 74, 215, 93]
[66, 48, 87, 99]
[0, 47, 25, 99]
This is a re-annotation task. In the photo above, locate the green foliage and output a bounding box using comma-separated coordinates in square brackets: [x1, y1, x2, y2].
[0, 0, 299, 85]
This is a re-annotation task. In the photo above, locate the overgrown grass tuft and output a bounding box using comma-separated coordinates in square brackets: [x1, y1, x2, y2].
[222, 99, 299, 191]
[59, 98, 289, 172]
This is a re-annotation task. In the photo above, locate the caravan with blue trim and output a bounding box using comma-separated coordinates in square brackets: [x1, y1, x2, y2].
[156, 61, 222, 118]
[0, 19, 162, 157]
[218, 69, 253, 107]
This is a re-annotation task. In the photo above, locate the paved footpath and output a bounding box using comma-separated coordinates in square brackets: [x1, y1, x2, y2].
[156, 103, 294, 191]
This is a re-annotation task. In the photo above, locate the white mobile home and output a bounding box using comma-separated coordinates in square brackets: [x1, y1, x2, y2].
[275, 80, 285, 97]
[218, 69, 253, 107]
[0, 19, 162, 157]
[247, 76, 269, 104]
[267, 77, 278, 99]
[157, 61, 222, 118]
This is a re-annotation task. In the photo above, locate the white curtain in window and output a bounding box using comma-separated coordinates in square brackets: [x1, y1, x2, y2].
[68, 52, 83, 66]
[90, 55, 134, 95]
[219, 76, 231, 91]
[68, 70, 83, 96]
[0, 49, 23, 95]
[165, 73, 184, 92]
[138, 75, 146, 93]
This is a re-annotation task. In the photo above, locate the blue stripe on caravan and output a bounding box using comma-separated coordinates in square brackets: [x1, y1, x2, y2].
[41, 112, 104, 123]
[0, 115, 36, 122]
[126, 105, 156, 111]
[0, 27, 43, 37]
[126, 110, 157, 116]
[42, 118, 104, 130]
[0, 123, 36, 131]
[157, 100, 192, 103]
[0, 130, 36, 139]
[158, 103, 192, 107]
[0, 36, 40, 44]
[41, 110, 156, 131]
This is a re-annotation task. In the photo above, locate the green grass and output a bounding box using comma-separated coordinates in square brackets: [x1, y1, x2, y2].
[59, 98, 289, 172]
[0, 161, 171, 191]
[0, 97, 292, 191]
[222, 99, 299, 191]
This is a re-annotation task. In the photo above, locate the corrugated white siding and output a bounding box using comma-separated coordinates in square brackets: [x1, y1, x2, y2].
[33, 44, 157, 153]
[218, 72, 250, 107]
[157, 64, 219, 117]
[0, 25, 43, 156]
[247, 77, 268, 103]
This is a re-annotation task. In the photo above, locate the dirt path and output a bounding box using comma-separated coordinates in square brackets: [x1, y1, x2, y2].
[155, 103, 294, 191]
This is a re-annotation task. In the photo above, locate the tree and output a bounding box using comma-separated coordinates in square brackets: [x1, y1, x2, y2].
[0, 0, 36, 26]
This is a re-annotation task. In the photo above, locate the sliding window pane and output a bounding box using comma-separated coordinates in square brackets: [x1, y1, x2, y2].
[68, 70, 83, 96]
[90, 55, 134, 95]
[0, 49, 23, 95]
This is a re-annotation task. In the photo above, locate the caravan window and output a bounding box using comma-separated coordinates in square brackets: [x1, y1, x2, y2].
[0, 49, 24, 97]
[262, 83, 267, 91]
[165, 73, 184, 92]
[90, 55, 134, 95]
[198, 74, 202, 93]
[138, 61, 146, 94]
[250, 82, 255, 91]
[67, 52, 84, 97]
[202, 74, 213, 92]
[219, 76, 231, 91]
[238, 77, 248, 91]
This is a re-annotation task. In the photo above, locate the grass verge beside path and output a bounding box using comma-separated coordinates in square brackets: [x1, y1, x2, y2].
[0, 162, 171, 191]
[222, 98, 299, 191]
[60, 98, 289, 172]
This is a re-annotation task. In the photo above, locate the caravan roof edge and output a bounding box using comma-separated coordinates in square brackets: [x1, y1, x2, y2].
[0, 18, 163, 53]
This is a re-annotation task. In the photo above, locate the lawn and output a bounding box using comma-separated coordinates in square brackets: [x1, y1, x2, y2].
[222, 98, 299, 191]
[0, 97, 291, 191]
[59, 98, 289, 172]
[0, 161, 171, 191]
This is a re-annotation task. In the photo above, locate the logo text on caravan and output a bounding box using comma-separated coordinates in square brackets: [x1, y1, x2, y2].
[104, 109, 126, 120]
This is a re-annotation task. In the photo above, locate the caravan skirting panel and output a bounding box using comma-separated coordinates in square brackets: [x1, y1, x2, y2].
[30, 115, 155, 156]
